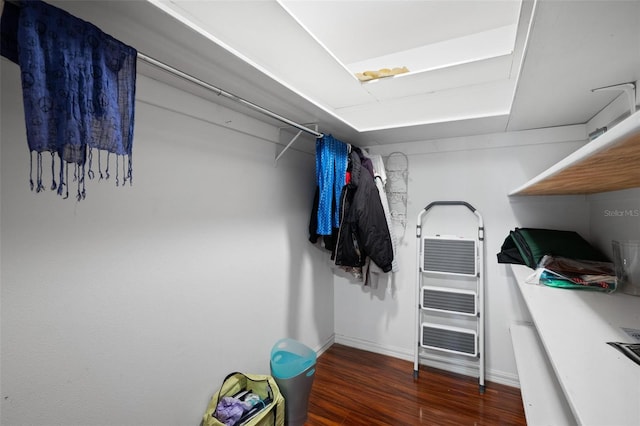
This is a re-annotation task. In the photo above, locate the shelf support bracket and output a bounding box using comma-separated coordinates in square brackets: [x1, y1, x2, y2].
[592, 82, 636, 115]
[275, 124, 319, 166]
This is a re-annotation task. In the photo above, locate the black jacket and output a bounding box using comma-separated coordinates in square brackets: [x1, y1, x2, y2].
[333, 149, 394, 272]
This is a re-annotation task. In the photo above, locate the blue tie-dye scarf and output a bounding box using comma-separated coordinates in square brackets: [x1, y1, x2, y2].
[2, 0, 136, 200]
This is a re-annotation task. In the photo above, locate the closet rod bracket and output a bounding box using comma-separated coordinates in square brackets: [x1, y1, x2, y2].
[275, 124, 320, 165]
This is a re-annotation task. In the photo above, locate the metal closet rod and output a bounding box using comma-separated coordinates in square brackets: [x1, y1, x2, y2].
[4, 0, 324, 139]
[138, 53, 324, 139]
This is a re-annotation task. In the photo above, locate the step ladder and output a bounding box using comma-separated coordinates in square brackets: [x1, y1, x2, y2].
[413, 201, 485, 393]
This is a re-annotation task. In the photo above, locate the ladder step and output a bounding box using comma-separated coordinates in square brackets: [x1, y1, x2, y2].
[422, 238, 476, 276]
[422, 287, 477, 315]
[421, 323, 477, 356]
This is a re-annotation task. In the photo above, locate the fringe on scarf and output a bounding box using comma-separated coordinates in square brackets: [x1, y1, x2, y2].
[29, 149, 133, 201]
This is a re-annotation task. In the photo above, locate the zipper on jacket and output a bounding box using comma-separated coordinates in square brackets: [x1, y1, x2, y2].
[333, 187, 349, 261]
[352, 232, 362, 264]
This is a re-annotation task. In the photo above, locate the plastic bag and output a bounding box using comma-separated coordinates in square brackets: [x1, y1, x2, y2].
[535, 255, 616, 292]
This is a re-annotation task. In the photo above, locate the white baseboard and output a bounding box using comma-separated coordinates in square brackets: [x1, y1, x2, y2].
[334, 334, 520, 388]
[314, 334, 335, 357]
[335, 334, 414, 361]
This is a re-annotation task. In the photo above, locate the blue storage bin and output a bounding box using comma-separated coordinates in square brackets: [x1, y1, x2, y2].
[270, 338, 316, 379]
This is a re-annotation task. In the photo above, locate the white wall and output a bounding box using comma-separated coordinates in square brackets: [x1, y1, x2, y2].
[0, 60, 334, 425]
[334, 127, 599, 385]
[588, 188, 640, 257]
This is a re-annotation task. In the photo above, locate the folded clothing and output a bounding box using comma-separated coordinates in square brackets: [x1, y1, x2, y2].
[216, 396, 251, 426]
[215, 392, 264, 426]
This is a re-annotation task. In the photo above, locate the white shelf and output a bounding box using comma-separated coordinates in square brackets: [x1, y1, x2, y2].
[510, 323, 575, 426]
[509, 110, 640, 195]
[510, 264, 640, 425]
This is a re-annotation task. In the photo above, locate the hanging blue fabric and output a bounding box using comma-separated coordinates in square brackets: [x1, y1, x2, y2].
[5, 0, 137, 200]
[315, 135, 348, 235]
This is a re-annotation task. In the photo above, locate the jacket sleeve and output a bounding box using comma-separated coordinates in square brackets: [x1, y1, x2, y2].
[356, 182, 394, 272]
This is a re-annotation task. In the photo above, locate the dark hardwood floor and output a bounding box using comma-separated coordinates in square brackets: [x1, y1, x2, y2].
[305, 344, 526, 426]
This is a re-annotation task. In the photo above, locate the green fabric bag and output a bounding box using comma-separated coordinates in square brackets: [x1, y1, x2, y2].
[513, 228, 609, 268]
[497, 228, 609, 268]
[202, 372, 285, 426]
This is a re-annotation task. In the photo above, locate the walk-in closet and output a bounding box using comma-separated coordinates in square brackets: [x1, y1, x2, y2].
[2, 1, 639, 425]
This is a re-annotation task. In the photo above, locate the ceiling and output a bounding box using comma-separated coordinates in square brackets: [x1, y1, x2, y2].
[48, 0, 640, 147]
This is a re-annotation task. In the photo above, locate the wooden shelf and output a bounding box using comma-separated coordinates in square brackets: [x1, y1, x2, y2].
[510, 110, 640, 195]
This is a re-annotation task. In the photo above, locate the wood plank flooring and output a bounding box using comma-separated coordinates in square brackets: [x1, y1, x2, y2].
[305, 344, 526, 425]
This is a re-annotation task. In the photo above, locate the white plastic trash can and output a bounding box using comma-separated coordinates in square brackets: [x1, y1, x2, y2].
[270, 338, 316, 426]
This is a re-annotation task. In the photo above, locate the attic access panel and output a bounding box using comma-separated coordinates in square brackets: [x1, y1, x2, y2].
[278, 0, 522, 80]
